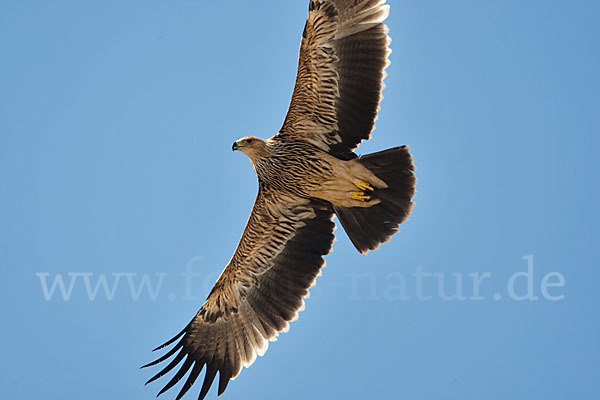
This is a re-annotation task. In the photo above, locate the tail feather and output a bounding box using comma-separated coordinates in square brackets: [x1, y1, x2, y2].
[334, 145, 416, 253]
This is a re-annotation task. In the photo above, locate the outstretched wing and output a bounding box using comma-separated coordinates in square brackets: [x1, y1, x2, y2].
[279, 0, 391, 158]
[143, 189, 335, 400]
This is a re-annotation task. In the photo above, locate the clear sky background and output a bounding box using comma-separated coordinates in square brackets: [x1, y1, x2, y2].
[1, 1, 599, 399]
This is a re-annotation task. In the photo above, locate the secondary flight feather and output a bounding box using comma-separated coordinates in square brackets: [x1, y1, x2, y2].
[143, 1, 416, 398]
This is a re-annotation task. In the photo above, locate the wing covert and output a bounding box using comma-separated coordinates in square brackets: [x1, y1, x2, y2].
[279, 0, 391, 158]
[143, 189, 335, 400]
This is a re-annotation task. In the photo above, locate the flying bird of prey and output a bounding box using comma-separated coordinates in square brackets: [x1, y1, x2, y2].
[143, 0, 416, 398]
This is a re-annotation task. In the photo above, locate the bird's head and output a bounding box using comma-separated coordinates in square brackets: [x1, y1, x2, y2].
[232, 136, 269, 162]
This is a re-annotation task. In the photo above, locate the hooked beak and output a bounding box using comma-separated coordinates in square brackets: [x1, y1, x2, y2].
[232, 141, 239, 151]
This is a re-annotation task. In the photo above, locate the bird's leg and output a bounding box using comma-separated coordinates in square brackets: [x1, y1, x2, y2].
[351, 179, 375, 202]
[355, 179, 374, 192]
[351, 191, 371, 201]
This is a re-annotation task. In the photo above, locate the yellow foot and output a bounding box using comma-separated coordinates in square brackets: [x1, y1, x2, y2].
[355, 179, 374, 192]
[352, 191, 371, 201]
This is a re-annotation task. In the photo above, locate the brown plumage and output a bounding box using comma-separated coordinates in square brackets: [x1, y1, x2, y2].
[143, 1, 416, 398]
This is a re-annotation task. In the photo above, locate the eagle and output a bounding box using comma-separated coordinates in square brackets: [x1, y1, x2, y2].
[143, 0, 416, 398]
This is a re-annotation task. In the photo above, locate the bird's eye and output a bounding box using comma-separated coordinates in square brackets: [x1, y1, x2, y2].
[246, 139, 253, 144]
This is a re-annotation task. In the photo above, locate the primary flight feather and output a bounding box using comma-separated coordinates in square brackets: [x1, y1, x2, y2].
[143, 0, 416, 398]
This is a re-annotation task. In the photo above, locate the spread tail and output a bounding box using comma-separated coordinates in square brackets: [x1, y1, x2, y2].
[334, 146, 416, 253]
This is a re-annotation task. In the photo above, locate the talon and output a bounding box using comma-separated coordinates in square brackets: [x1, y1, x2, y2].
[352, 191, 371, 201]
[355, 179, 374, 192]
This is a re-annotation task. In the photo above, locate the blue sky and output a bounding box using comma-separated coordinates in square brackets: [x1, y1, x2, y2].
[1, 1, 599, 399]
